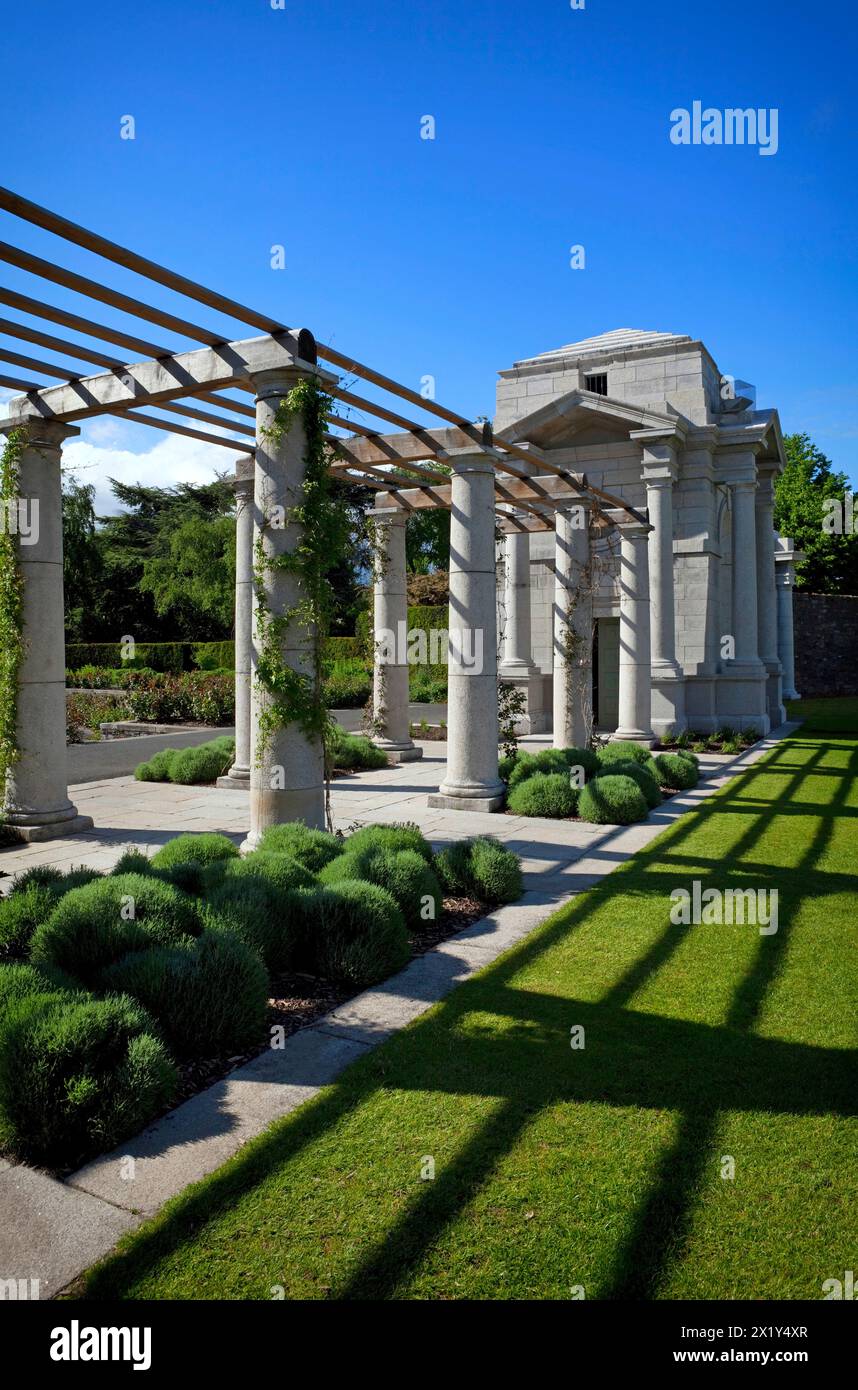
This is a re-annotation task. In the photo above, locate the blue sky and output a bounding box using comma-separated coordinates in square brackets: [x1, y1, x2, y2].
[1, 0, 857, 504]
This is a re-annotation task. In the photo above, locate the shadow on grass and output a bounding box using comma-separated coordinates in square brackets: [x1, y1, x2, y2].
[83, 731, 858, 1300]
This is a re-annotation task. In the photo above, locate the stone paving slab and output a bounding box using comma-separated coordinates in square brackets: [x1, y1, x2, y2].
[0, 1161, 138, 1299]
[70, 1029, 369, 1217]
[0, 724, 799, 1292]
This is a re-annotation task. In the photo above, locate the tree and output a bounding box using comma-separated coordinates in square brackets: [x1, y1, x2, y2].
[405, 508, 450, 573]
[139, 513, 236, 635]
[93, 477, 236, 641]
[774, 434, 858, 594]
[62, 476, 103, 641]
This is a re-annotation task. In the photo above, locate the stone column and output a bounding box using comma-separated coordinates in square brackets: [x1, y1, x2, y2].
[241, 361, 326, 850]
[614, 519, 655, 745]
[552, 500, 593, 748]
[498, 518, 545, 733]
[728, 479, 765, 672]
[755, 471, 785, 727]
[429, 450, 504, 811]
[714, 454, 769, 735]
[370, 509, 421, 762]
[775, 537, 803, 701]
[1, 419, 93, 841]
[500, 526, 533, 670]
[217, 459, 254, 789]
[636, 431, 687, 737]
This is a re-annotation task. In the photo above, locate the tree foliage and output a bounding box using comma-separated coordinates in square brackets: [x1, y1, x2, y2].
[774, 433, 858, 594]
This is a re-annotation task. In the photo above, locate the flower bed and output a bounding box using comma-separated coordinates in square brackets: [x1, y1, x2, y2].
[658, 725, 760, 756]
[0, 825, 523, 1171]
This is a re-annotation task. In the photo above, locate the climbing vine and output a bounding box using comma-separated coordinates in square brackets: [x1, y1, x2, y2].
[252, 379, 350, 814]
[0, 426, 27, 809]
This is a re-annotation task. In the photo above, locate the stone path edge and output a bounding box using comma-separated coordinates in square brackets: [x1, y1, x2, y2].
[0, 723, 800, 1298]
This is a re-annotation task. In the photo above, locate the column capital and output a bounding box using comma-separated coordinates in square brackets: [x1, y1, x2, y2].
[617, 519, 652, 539]
[228, 457, 255, 499]
[368, 507, 409, 527]
[249, 364, 316, 401]
[2, 417, 80, 450]
[444, 447, 496, 475]
[755, 473, 777, 507]
[632, 427, 683, 480]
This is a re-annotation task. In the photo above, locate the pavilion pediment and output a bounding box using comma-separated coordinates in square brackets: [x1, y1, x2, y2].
[497, 388, 678, 448]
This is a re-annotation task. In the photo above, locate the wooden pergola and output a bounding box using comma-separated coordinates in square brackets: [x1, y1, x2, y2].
[0, 188, 652, 840]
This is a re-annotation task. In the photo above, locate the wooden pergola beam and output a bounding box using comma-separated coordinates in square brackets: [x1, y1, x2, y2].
[0, 289, 255, 423]
[0, 186, 482, 434]
[3, 332, 323, 424]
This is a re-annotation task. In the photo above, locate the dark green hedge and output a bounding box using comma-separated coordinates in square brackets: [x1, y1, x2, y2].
[65, 641, 236, 673]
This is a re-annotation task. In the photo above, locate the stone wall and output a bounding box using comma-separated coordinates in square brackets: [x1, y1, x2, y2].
[794, 592, 858, 697]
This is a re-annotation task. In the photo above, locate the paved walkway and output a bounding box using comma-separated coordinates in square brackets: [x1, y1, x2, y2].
[0, 728, 798, 1295]
[1, 736, 729, 892]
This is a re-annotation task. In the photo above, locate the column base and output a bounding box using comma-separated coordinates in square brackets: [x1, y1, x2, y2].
[240, 784, 326, 852]
[611, 730, 656, 749]
[714, 670, 770, 735]
[428, 790, 505, 813]
[5, 814, 94, 844]
[782, 688, 800, 702]
[764, 662, 786, 730]
[683, 673, 718, 733]
[651, 670, 687, 738]
[372, 740, 422, 763]
[499, 670, 548, 735]
[216, 763, 250, 790]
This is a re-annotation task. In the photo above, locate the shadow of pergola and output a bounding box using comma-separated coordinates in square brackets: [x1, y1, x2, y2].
[86, 732, 858, 1300]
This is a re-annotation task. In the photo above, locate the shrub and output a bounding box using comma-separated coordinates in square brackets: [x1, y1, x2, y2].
[101, 930, 268, 1058]
[594, 760, 662, 809]
[578, 774, 648, 825]
[310, 880, 410, 989]
[323, 662, 372, 709]
[204, 852, 316, 897]
[329, 729, 388, 770]
[346, 822, 433, 864]
[320, 847, 442, 932]
[111, 849, 153, 876]
[136, 737, 235, 786]
[167, 738, 234, 785]
[673, 748, 700, 769]
[561, 745, 600, 779]
[202, 878, 299, 973]
[507, 772, 579, 818]
[1, 867, 105, 959]
[135, 748, 179, 782]
[257, 822, 344, 873]
[124, 673, 234, 725]
[10, 865, 63, 895]
[434, 836, 523, 905]
[408, 669, 448, 703]
[30, 874, 202, 986]
[498, 752, 519, 782]
[597, 741, 659, 781]
[0, 887, 56, 959]
[507, 750, 567, 788]
[150, 832, 239, 891]
[0, 984, 177, 1168]
[0, 961, 72, 1008]
[653, 752, 699, 790]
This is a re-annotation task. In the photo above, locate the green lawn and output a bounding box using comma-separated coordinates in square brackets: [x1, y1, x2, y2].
[83, 725, 858, 1300]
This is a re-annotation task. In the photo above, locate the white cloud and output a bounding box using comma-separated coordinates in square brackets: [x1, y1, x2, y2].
[62, 417, 246, 515]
